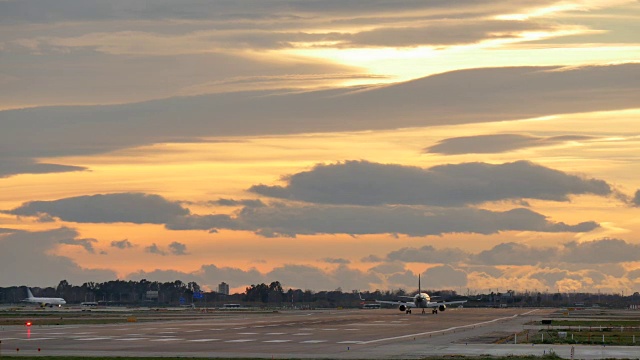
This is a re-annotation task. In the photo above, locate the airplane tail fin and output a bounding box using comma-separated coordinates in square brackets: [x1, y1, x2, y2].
[27, 288, 35, 299]
[418, 274, 421, 294]
[358, 292, 365, 301]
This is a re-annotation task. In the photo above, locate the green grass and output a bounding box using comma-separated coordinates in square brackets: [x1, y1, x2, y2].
[537, 320, 640, 327]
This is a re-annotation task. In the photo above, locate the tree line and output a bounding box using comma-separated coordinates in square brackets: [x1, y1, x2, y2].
[2, 279, 638, 308]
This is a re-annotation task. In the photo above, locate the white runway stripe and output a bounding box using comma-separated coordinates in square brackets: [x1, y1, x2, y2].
[225, 339, 255, 342]
[76, 337, 113, 341]
[116, 338, 148, 341]
[300, 340, 326, 343]
[150, 338, 183, 342]
[263, 339, 291, 343]
[188, 339, 220, 342]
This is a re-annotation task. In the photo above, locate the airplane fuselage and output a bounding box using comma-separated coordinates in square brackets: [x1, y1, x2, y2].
[23, 288, 66, 307]
[413, 293, 430, 308]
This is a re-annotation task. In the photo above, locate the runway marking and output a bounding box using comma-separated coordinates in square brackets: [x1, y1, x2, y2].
[209, 328, 224, 331]
[292, 333, 312, 336]
[233, 327, 247, 329]
[188, 339, 220, 342]
[238, 332, 259, 335]
[116, 338, 148, 341]
[263, 339, 291, 343]
[185, 330, 203, 333]
[73, 332, 96, 334]
[158, 331, 177, 334]
[151, 338, 184, 342]
[359, 309, 540, 345]
[76, 337, 113, 341]
[22, 338, 56, 341]
[226, 339, 255, 342]
[344, 329, 360, 331]
[338, 341, 363, 344]
[300, 340, 326, 343]
[321, 328, 338, 331]
[265, 332, 286, 335]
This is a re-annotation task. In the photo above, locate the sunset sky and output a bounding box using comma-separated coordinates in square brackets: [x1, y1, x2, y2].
[1, 0, 640, 296]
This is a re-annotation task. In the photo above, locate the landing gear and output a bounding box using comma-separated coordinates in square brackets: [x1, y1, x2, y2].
[422, 308, 426, 314]
[432, 309, 438, 314]
[406, 309, 412, 314]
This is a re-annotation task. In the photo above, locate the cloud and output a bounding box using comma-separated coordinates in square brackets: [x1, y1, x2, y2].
[145, 243, 166, 256]
[267, 264, 381, 291]
[560, 239, 640, 264]
[632, 190, 640, 207]
[210, 198, 265, 208]
[0, 227, 116, 286]
[425, 134, 594, 155]
[0, 158, 87, 178]
[110, 239, 133, 249]
[199, 264, 265, 288]
[4, 187, 599, 237]
[371, 238, 640, 269]
[423, 265, 468, 289]
[127, 263, 381, 293]
[529, 268, 575, 289]
[346, 20, 561, 47]
[127, 268, 202, 285]
[5, 193, 190, 224]
[59, 237, 98, 253]
[0, 1, 556, 24]
[168, 241, 188, 255]
[2, 64, 640, 176]
[322, 257, 351, 264]
[172, 204, 597, 237]
[250, 160, 612, 206]
[385, 245, 468, 263]
[361, 254, 384, 263]
[473, 242, 556, 266]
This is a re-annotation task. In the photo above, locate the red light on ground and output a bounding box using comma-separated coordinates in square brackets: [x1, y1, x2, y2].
[25, 321, 32, 326]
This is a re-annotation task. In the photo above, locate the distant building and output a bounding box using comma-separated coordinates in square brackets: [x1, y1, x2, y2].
[218, 282, 230, 295]
[146, 290, 159, 300]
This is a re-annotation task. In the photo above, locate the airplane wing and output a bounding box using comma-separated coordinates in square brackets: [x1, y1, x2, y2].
[374, 299, 415, 308]
[424, 300, 467, 308]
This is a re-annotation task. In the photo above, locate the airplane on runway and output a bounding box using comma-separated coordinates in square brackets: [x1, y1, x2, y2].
[360, 274, 466, 314]
[23, 288, 66, 307]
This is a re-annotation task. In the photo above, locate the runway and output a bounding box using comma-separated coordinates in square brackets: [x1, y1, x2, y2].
[0, 308, 638, 359]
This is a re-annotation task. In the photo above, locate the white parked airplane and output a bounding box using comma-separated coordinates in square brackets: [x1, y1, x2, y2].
[361, 274, 466, 314]
[23, 288, 66, 307]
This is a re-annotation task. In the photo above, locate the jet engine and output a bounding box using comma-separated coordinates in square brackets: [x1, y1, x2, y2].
[398, 304, 407, 312]
[438, 304, 447, 312]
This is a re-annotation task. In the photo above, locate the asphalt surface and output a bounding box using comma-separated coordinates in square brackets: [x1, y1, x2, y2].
[1, 307, 639, 359]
